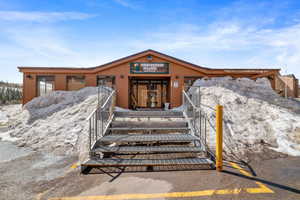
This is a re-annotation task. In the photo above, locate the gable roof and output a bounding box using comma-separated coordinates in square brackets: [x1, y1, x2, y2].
[18, 49, 281, 75]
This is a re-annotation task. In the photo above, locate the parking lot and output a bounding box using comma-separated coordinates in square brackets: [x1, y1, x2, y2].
[0, 141, 299, 200]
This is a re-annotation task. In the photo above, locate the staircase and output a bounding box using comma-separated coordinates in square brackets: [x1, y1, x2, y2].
[81, 110, 214, 173]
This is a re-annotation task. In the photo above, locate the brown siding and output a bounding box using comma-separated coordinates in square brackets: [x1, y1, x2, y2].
[295, 79, 299, 98]
[55, 74, 66, 90]
[23, 73, 37, 104]
[86, 74, 97, 87]
[97, 62, 129, 108]
[275, 75, 299, 98]
[19, 52, 282, 106]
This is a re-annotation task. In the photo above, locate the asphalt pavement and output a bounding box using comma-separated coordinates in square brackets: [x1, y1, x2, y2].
[0, 141, 299, 200]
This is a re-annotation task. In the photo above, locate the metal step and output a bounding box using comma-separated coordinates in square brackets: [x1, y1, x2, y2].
[114, 111, 184, 118]
[98, 134, 198, 143]
[82, 158, 213, 167]
[108, 127, 190, 131]
[111, 121, 188, 128]
[93, 146, 203, 153]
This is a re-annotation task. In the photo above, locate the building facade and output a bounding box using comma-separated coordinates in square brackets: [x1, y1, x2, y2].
[19, 49, 280, 109]
[275, 75, 299, 98]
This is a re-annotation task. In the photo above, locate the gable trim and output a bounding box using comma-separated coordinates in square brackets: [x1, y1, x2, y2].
[18, 49, 281, 76]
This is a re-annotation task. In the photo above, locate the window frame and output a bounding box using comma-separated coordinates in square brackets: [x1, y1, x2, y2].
[97, 75, 116, 88]
[66, 75, 86, 91]
[37, 76, 55, 96]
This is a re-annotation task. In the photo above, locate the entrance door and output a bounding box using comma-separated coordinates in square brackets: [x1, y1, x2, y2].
[130, 79, 169, 110]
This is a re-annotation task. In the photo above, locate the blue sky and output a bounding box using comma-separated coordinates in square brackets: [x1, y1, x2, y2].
[0, 0, 300, 83]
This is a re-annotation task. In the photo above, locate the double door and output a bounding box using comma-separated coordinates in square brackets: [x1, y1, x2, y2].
[130, 79, 169, 109]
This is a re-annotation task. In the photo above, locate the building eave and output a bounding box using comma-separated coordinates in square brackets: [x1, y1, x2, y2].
[18, 49, 281, 75]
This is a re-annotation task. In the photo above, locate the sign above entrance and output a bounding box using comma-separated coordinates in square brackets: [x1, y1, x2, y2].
[130, 62, 169, 74]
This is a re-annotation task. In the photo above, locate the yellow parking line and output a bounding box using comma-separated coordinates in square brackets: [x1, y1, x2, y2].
[246, 182, 274, 194]
[49, 186, 268, 200]
[49, 189, 236, 200]
[70, 163, 79, 169]
[230, 162, 252, 176]
[49, 162, 274, 200]
[214, 188, 242, 195]
[66, 162, 79, 174]
[230, 162, 274, 194]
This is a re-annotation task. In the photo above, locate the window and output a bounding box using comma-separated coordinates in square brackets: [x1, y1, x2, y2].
[97, 76, 115, 88]
[67, 76, 85, 91]
[37, 76, 54, 96]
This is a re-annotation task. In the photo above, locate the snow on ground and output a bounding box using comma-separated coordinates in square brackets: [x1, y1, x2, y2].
[1, 79, 299, 162]
[0, 87, 109, 157]
[0, 111, 8, 125]
[0, 104, 21, 126]
[115, 106, 131, 111]
[190, 77, 300, 157]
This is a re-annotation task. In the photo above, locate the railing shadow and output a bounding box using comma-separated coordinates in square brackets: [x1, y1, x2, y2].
[222, 169, 300, 194]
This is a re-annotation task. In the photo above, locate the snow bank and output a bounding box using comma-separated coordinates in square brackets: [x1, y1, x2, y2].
[190, 77, 300, 157]
[2, 87, 109, 156]
[0, 111, 8, 125]
[0, 105, 21, 125]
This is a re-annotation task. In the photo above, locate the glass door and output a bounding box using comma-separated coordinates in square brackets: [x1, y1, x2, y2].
[130, 79, 168, 110]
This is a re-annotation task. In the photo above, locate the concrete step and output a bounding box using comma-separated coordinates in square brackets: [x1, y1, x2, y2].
[98, 134, 198, 143]
[93, 146, 203, 153]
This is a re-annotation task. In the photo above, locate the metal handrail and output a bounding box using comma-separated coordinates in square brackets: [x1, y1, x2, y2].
[182, 88, 215, 160]
[86, 90, 115, 121]
[182, 90, 197, 108]
[183, 87, 242, 162]
[88, 86, 116, 154]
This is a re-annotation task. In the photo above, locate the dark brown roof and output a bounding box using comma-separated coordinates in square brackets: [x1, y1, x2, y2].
[18, 49, 281, 72]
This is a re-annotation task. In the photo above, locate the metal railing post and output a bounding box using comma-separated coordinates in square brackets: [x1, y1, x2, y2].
[216, 105, 223, 171]
[204, 115, 207, 151]
[199, 109, 202, 138]
[193, 107, 196, 133]
[89, 118, 92, 151]
[182, 89, 185, 108]
[101, 108, 104, 137]
[95, 111, 98, 141]
[198, 86, 201, 107]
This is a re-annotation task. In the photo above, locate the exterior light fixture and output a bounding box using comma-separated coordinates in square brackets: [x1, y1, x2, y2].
[147, 55, 153, 61]
[26, 74, 32, 79]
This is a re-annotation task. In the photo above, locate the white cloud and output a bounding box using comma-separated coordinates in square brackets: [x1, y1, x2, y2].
[0, 0, 299, 83]
[113, 0, 137, 9]
[131, 20, 300, 78]
[0, 11, 95, 22]
[5, 26, 76, 58]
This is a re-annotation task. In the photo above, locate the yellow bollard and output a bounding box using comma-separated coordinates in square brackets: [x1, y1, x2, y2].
[216, 105, 223, 171]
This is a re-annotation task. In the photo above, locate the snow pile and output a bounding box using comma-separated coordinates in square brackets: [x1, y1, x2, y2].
[190, 77, 300, 157]
[0, 105, 22, 126]
[0, 111, 8, 125]
[2, 87, 110, 156]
